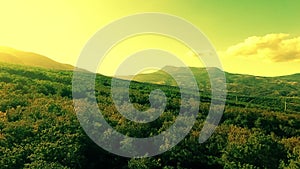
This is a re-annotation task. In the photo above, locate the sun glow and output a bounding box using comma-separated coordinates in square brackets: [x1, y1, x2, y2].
[1, 0, 300, 76]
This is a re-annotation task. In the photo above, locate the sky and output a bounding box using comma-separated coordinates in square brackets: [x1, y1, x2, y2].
[0, 0, 300, 76]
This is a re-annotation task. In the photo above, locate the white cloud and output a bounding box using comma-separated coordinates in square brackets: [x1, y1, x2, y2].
[224, 33, 300, 62]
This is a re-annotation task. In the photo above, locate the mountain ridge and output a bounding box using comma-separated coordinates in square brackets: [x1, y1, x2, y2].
[119, 65, 300, 101]
[0, 46, 74, 70]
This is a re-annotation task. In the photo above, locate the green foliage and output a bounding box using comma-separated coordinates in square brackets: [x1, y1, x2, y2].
[0, 63, 299, 168]
[222, 126, 286, 168]
[128, 158, 161, 169]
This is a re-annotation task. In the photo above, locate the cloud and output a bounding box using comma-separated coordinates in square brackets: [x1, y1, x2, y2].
[224, 33, 300, 62]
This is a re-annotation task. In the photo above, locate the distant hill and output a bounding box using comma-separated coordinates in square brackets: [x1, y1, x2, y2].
[121, 66, 299, 94]
[122, 66, 222, 87]
[120, 66, 300, 111]
[0, 46, 74, 70]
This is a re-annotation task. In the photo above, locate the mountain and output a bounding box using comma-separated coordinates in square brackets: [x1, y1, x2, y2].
[122, 65, 299, 96]
[0, 46, 74, 70]
[123, 66, 222, 87]
[120, 66, 300, 112]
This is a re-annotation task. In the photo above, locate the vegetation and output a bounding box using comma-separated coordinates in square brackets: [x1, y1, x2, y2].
[0, 62, 299, 168]
[128, 66, 300, 112]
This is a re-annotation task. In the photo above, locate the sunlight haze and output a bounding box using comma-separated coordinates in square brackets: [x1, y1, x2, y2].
[1, 0, 300, 76]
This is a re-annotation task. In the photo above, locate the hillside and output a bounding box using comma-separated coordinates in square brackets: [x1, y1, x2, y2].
[0, 63, 299, 168]
[0, 46, 74, 70]
[124, 66, 299, 96]
[121, 66, 300, 112]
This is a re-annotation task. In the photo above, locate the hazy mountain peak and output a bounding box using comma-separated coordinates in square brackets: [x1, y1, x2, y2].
[0, 46, 73, 70]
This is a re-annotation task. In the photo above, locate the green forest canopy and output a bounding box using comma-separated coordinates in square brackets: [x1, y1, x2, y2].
[0, 63, 299, 168]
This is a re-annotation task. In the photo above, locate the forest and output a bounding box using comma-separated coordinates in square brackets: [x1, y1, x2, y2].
[0, 62, 299, 169]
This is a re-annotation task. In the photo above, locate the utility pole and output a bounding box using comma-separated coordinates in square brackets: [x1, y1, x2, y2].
[284, 98, 287, 112]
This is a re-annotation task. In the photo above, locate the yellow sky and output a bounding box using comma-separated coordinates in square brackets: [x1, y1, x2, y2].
[0, 1, 300, 76]
[98, 34, 204, 75]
